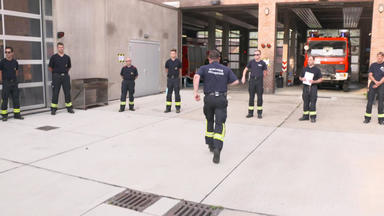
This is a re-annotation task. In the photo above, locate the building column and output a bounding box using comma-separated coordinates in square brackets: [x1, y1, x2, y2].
[208, 18, 216, 50]
[222, 23, 230, 60]
[370, 0, 384, 64]
[282, 11, 290, 87]
[258, 0, 277, 94]
[287, 30, 297, 86]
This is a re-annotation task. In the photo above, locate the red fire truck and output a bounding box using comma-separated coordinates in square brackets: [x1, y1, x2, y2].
[304, 32, 351, 91]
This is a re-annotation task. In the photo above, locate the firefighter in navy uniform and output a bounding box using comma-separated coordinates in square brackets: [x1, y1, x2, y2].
[241, 49, 268, 119]
[119, 57, 138, 112]
[49, 42, 74, 115]
[299, 55, 323, 123]
[164, 49, 182, 113]
[364, 52, 384, 124]
[0, 47, 24, 121]
[193, 50, 239, 164]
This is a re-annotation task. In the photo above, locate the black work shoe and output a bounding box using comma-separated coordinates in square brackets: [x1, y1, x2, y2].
[379, 120, 384, 125]
[2, 116, 7, 122]
[129, 108, 135, 111]
[51, 110, 56, 115]
[208, 144, 214, 153]
[363, 119, 370, 124]
[257, 114, 263, 119]
[14, 114, 24, 120]
[311, 118, 316, 123]
[164, 109, 171, 113]
[119, 109, 124, 112]
[246, 114, 253, 118]
[299, 116, 309, 121]
[213, 149, 220, 164]
[176, 109, 180, 113]
[67, 108, 75, 114]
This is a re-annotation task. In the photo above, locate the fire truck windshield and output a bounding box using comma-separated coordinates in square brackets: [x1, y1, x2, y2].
[308, 41, 346, 57]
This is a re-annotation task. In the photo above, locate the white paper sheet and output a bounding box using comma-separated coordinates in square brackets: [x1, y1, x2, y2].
[303, 72, 314, 86]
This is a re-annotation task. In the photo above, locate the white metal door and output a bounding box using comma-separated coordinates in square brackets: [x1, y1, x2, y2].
[128, 40, 161, 97]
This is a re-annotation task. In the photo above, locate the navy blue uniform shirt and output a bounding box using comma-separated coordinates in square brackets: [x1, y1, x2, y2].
[197, 62, 238, 94]
[300, 66, 322, 85]
[48, 54, 71, 74]
[368, 62, 384, 82]
[246, 59, 267, 79]
[165, 58, 182, 78]
[0, 58, 19, 81]
[121, 65, 138, 80]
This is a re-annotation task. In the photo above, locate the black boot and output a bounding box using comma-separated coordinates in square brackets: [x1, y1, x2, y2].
[246, 110, 254, 118]
[208, 144, 214, 153]
[299, 115, 309, 121]
[129, 105, 135, 111]
[67, 106, 75, 114]
[310, 117, 316, 123]
[1, 114, 8, 122]
[257, 110, 263, 119]
[363, 117, 371, 124]
[51, 107, 57, 115]
[164, 106, 171, 113]
[379, 118, 384, 125]
[119, 105, 125, 112]
[14, 113, 24, 120]
[213, 149, 221, 164]
[176, 107, 180, 113]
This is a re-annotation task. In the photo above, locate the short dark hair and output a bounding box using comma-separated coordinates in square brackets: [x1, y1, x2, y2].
[57, 42, 64, 47]
[377, 52, 384, 57]
[5, 46, 13, 52]
[170, 49, 177, 53]
[208, 50, 220, 60]
[308, 55, 315, 60]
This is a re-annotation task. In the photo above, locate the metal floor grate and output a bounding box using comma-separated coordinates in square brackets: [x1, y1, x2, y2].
[106, 189, 160, 212]
[36, 126, 59, 131]
[164, 201, 223, 216]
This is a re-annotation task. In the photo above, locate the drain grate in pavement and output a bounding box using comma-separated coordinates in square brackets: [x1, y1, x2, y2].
[164, 200, 223, 216]
[36, 126, 59, 131]
[106, 189, 160, 212]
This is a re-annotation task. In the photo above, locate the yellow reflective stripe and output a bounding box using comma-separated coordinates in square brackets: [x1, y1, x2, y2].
[213, 124, 226, 142]
[175, 102, 181, 106]
[309, 111, 317, 116]
[166, 101, 172, 106]
[378, 114, 384, 118]
[13, 109, 20, 113]
[51, 103, 58, 108]
[248, 106, 254, 110]
[1, 110, 8, 115]
[205, 120, 214, 137]
[365, 113, 372, 117]
[65, 102, 72, 107]
[129, 101, 134, 105]
[257, 106, 263, 111]
[121, 101, 126, 105]
[303, 111, 309, 115]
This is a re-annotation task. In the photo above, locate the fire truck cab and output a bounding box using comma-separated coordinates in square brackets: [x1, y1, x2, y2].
[304, 32, 351, 91]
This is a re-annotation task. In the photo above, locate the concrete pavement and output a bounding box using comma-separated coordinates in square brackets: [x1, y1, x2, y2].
[0, 87, 383, 216]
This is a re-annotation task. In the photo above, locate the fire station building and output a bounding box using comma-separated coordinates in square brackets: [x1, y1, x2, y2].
[0, 0, 383, 111]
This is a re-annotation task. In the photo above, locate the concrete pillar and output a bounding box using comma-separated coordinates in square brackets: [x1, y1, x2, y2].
[222, 23, 230, 60]
[208, 18, 216, 50]
[288, 30, 297, 86]
[258, 0, 277, 94]
[370, 0, 384, 65]
[282, 11, 290, 87]
[240, 29, 249, 70]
